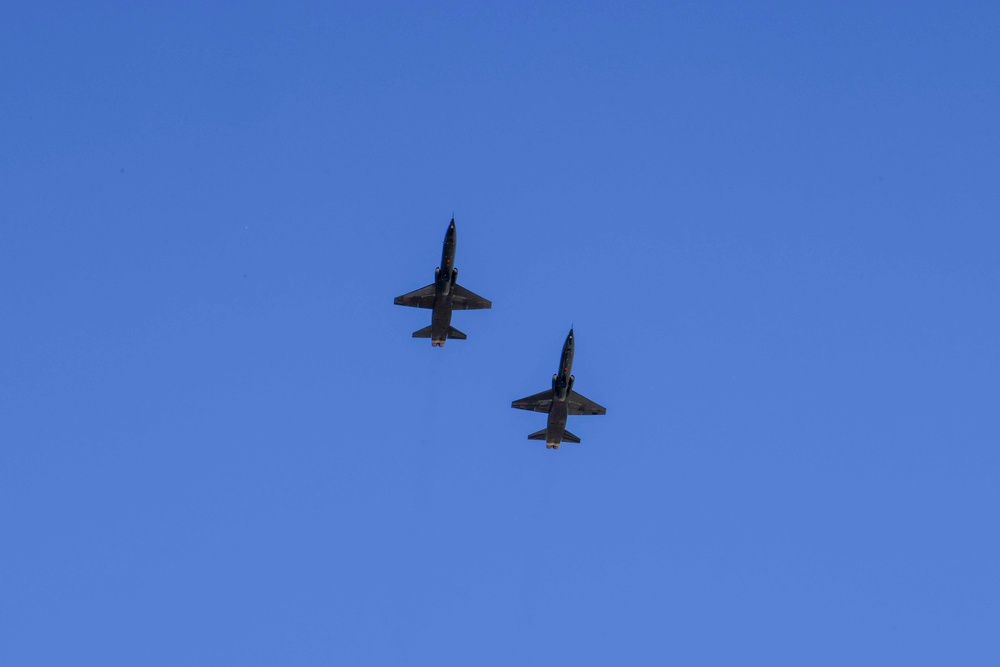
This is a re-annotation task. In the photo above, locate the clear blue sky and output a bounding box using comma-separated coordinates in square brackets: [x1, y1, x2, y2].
[2, 2, 998, 664]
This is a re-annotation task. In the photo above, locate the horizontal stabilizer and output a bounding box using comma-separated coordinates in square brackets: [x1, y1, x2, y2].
[447, 327, 466, 340]
[527, 429, 548, 441]
[562, 430, 581, 444]
[411, 325, 434, 338]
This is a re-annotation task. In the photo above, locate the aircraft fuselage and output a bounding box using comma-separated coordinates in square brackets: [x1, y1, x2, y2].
[429, 220, 458, 346]
[545, 329, 576, 447]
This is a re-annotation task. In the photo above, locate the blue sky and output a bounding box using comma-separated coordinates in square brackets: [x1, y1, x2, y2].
[2, 2, 998, 664]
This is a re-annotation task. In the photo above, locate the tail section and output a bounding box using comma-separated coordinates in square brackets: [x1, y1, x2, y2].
[412, 325, 465, 346]
[527, 428, 579, 450]
[528, 429, 580, 444]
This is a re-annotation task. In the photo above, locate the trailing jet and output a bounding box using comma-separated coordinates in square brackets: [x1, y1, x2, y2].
[394, 218, 491, 346]
[511, 328, 606, 449]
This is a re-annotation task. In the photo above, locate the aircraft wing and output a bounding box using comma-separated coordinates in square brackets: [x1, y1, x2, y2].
[394, 283, 436, 309]
[511, 389, 554, 413]
[450, 284, 492, 310]
[567, 391, 606, 415]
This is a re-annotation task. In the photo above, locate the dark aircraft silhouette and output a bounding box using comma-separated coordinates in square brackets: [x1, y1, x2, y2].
[394, 218, 491, 346]
[511, 328, 606, 449]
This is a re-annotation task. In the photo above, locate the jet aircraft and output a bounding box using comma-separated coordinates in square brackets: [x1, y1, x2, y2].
[511, 328, 606, 449]
[394, 218, 491, 346]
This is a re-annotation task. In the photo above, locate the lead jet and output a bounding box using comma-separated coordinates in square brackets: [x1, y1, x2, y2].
[394, 218, 491, 346]
[511, 328, 606, 449]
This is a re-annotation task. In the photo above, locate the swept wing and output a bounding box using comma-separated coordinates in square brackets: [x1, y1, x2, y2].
[511, 389, 554, 413]
[394, 284, 436, 309]
[450, 284, 492, 310]
[567, 391, 606, 415]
